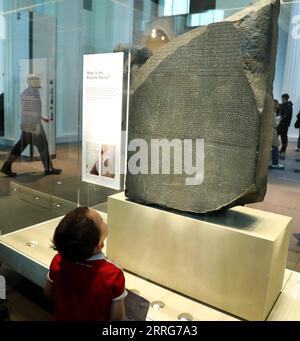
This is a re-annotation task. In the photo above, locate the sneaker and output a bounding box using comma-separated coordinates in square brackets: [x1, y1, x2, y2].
[269, 163, 285, 170]
[44, 168, 62, 175]
[295, 148, 300, 152]
[0, 163, 17, 177]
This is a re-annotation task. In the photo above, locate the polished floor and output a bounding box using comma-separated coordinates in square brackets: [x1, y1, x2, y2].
[0, 143, 116, 234]
[0, 141, 300, 320]
[0, 265, 52, 321]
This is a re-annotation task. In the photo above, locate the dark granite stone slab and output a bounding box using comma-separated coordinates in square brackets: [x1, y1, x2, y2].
[126, 0, 280, 213]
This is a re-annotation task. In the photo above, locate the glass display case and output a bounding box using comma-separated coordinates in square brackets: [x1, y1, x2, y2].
[0, 0, 300, 322]
[0, 0, 299, 233]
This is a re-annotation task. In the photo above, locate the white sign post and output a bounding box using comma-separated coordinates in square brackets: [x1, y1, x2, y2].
[82, 53, 124, 190]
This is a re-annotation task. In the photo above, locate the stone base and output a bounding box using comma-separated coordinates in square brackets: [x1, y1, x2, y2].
[107, 192, 291, 320]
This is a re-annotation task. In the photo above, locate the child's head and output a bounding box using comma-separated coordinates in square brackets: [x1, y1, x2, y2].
[52, 207, 108, 262]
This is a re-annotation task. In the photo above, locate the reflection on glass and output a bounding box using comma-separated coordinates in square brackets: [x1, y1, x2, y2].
[187, 9, 224, 27]
[159, 0, 190, 16]
[0, 0, 299, 232]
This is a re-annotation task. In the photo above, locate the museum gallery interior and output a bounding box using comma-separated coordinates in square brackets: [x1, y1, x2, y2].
[1, 0, 300, 322]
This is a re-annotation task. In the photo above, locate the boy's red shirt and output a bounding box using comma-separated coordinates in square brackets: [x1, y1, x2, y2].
[48, 253, 126, 321]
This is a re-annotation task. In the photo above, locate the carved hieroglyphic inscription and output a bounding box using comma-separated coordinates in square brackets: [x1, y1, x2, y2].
[126, 0, 280, 213]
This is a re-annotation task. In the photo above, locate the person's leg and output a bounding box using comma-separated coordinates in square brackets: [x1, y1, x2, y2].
[279, 128, 288, 154]
[270, 146, 284, 169]
[297, 130, 300, 150]
[33, 127, 61, 174]
[33, 127, 51, 170]
[1, 132, 30, 177]
[272, 146, 279, 165]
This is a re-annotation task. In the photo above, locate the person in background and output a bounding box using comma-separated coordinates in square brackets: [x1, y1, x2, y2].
[270, 100, 284, 170]
[275, 98, 281, 117]
[0, 74, 61, 177]
[277, 93, 293, 159]
[44, 207, 126, 321]
[274, 99, 281, 128]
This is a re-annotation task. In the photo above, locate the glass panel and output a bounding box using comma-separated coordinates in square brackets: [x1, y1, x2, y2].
[0, 0, 299, 240]
[79, 0, 133, 210]
[0, 0, 134, 233]
[159, 0, 190, 16]
[0, 0, 80, 234]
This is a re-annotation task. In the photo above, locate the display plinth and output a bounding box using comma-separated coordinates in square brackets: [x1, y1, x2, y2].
[107, 192, 291, 321]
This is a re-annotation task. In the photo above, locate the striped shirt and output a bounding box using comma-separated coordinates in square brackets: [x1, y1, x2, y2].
[20, 87, 42, 133]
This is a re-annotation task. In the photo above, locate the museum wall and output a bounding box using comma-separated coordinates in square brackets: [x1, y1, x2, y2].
[281, 1, 300, 138]
[54, 0, 81, 144]
[216, 0, 251, 17]
[54, 0, 133, 144]
[0, 0, 133, 145]
[274, 26, 288, 103]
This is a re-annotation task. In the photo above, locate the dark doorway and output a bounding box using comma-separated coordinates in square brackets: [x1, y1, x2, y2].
[189, 0, 216, 14]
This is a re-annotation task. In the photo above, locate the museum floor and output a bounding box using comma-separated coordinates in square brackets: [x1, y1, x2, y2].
[0, 141, 300, 320]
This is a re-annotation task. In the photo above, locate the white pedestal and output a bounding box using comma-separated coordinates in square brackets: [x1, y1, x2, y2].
[107, 192, 292, 320]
